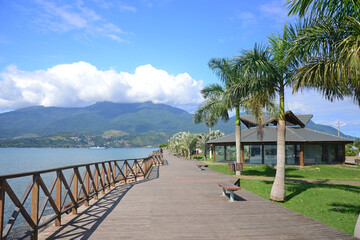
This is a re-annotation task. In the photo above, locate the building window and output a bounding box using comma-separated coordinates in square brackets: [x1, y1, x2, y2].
[264, 145, 276, 165]
[249, 145, 262, 164]
[304, 145, 322, 164]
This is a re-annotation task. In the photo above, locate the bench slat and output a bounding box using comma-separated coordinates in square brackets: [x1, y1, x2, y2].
[217, 182, 241, 191]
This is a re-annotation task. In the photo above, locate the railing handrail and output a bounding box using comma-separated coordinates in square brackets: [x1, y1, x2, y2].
[0, 150, 164, 240]
[0, 156, 151, 180]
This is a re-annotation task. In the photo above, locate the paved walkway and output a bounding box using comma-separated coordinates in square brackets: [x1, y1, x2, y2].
[40, 151, 356, 239]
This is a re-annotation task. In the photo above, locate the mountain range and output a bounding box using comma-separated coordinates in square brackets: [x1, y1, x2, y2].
[0, 101, 351, 140]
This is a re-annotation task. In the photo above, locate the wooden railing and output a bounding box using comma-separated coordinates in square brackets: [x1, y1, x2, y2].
[0, 150, 163, 240]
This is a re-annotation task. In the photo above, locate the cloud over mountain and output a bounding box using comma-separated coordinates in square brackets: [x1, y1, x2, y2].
[0, 62, 203, 111]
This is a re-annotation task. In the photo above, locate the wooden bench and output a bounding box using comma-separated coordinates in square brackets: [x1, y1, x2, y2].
[217, 181, 241, 202]
[196, 164, 208, 171]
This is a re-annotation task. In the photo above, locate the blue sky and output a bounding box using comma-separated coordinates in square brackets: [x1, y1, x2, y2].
[0, 0, 359, 137]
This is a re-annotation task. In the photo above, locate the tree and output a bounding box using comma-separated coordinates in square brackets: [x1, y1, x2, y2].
[193, 93, 229, 134]
[207, 58, 254, 175]
[286, 0, 360, 106]
[179, 132, 197, 159]
[237, 26, 298, 202]
[168, 132, 187, 154]
[196, 133, 209, 161]
[196, 130, 225, 161]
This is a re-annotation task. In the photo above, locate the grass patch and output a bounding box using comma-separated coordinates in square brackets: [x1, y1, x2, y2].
[239, 179, 360, 235]
[209, 163, 360, 181]
[207, 164, 360, 235]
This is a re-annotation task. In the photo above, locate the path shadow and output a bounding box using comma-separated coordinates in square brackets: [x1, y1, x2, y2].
[330, 203, 360, 214]
[222, 193, 246, 202]
[45, 166, 160, 239]
[260, 180, 360, 202]
[242, 166, 303, 179]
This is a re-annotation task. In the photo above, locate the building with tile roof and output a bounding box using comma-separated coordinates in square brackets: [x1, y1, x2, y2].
[207, 111, 353, 166]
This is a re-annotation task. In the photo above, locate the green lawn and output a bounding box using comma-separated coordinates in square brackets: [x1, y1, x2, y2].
[240, 179, 360, 236]
[207, 164, 360, 235]
[208, 163, 360, 181]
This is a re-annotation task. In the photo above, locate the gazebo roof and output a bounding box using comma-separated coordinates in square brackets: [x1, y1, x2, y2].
[207, 127, 353, 145]
[240, 111, 313, 129]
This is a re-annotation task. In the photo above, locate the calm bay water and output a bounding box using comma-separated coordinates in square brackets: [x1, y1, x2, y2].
[0, 148, 157, 237]
[0, 148, 156, 175]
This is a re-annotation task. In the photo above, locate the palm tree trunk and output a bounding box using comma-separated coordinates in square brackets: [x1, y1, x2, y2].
[235, 105, 241, 175]
[355, 213, 360, 238]
[270, 119, 286, 201]
[270, 85, 286, 201]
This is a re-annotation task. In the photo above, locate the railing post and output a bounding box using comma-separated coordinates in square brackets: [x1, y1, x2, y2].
[30, 176, 39, 240]
[55, 172, 61, 226]
[0, 179, 5, 240]
[85, 169, 89, 206]
[124, 161, 127, 184]
[72, 170, 78, 215]
[107, 162, 112, 189]
[134, 160, 137, 182]
[112, 161, 116, 186]
[101, 166, 105, 194]
[94, 169, 99, 199]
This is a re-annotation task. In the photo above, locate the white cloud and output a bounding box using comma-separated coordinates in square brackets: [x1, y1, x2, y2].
[119, 3, 137, 12]
[0, 62, 203, 111]
[237, 11, 257, 28]
[259, 0, 290, 24]
[236, 1, 292, 30]
[32, 0, 126, 42]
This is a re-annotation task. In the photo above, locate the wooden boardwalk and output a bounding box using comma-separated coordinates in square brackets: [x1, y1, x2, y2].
[39, 151, 356, 239]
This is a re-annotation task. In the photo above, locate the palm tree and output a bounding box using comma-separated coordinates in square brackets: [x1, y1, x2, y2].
[196, 130, 225, 161]
[168, 132, 187, 154]
[179, 132, 197, 159]
[193, 89, 229, 134]
[237, 26, 298, 202]
[286, 0, 360, 106]
[196, 133, 209, 161]
[286, 0, 360, 227]
[208, 58, 251, 175]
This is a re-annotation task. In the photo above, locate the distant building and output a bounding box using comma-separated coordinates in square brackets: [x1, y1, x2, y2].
[207, 111, 353, 166]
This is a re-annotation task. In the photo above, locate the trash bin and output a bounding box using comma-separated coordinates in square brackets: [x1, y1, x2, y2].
[236, 163, 243, 172]
[228, 163, 235, 172]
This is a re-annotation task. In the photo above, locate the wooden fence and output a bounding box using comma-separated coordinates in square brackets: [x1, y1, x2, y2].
[0, 150, 163, 240]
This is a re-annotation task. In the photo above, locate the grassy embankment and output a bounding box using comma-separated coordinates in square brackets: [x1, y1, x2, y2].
[202, 160, 360, 236]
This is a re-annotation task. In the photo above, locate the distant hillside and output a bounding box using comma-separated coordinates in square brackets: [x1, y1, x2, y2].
[0, 101, 351, 140]
[0, 101, 213, 138]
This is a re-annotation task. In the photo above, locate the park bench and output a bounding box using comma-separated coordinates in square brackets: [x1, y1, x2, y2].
[217, 181, 241, 202]
[196, 163, 208, 171]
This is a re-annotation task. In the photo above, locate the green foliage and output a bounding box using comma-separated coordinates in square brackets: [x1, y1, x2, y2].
[0, 132, 171, 148]
[102, 130, 128, 138]
[159, 143, 168, 148]
[346, 146, 358, 156]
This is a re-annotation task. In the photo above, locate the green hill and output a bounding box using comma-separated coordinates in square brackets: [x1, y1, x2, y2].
[0, 101, 350, 141]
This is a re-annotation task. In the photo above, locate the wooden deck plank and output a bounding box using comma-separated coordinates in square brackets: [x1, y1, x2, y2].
[39, 151, 356, 239]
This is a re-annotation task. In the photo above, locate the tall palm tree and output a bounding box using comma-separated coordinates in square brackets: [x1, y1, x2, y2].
[286, 1, 360, 230]
[208, 58, 250, 175]
[237, 26, 298, 202]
